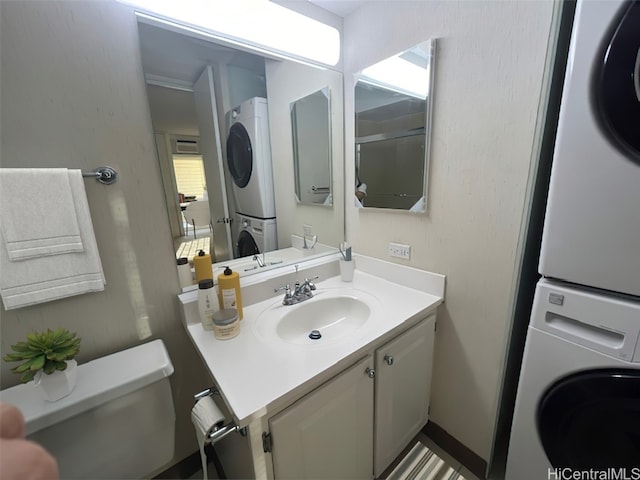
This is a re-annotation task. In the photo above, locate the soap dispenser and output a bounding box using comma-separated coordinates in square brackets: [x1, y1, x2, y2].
[217, 266, 243, 319]
[193, 250, 213, 283]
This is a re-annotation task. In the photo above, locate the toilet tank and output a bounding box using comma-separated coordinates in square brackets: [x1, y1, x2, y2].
[0, 339, 175, 479]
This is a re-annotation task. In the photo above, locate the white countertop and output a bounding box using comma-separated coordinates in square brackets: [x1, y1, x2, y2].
[181, 255, 445, 426]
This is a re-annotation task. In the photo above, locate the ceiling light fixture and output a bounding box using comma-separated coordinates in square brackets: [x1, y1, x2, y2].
[360, 55, 429, 99]
[118, 0, 340, 67]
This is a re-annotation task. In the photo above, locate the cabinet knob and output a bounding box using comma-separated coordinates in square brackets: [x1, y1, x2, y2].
[365, 367, 375, 379]
[384, 355, 394, 366]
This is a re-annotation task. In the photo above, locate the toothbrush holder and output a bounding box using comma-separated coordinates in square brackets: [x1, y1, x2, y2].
[339, 258, 355, 282]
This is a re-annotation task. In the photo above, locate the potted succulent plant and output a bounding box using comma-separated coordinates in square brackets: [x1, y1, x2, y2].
[3, 328, 81, 401]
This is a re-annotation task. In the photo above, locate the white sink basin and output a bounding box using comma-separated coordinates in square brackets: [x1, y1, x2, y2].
[277, 296, 370, 345]
[253, 289, 380, 347]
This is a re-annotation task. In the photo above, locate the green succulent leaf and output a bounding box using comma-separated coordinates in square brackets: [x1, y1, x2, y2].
[43, 362, 57, 375]
[29, 355, 46, 372]
[20, 370, 36, 383]
[4, 350, 41, 361]
[26, 332, 47, 350]
[47, 346, 79, 361]
[54, 361, 68, 371]
[13, 362, 33, 373]
[7, 341, 31, 353]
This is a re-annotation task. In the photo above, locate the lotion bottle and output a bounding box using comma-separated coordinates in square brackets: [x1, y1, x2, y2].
[198, 278, 219, 330]
[217, 266, 243, 319]
[193, 250, 213, 284]
[176, 257, 193, 289]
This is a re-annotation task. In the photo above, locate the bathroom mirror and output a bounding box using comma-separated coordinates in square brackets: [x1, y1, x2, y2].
[136, 16, 344, 279]
[291, 87, 332, 206]
[354, 38, 436, 212]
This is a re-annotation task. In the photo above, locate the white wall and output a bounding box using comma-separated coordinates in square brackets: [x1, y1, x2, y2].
[343, 1, 555, 461]
[0, 0, 211, 469]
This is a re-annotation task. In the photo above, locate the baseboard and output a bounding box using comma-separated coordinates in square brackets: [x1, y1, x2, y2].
[422, 421, 487, 480]
[154, 445, 224, 479]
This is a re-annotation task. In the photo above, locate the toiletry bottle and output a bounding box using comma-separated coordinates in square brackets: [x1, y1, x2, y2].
[217, 266, 243, 320]
[198, 279, 219, 331]
[193, 250, 213, 283]
[177, 257, 192, 288]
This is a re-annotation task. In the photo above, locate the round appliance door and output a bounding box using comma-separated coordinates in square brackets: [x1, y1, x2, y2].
[237, 230, 260, 257]
[227, 123, 253, 188]
[537, 368, 640, 469]
[596, 0, 640, 161]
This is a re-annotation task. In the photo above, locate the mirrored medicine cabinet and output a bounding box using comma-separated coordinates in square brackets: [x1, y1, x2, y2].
[291, 87, 333, 206]
[355, 38, 436, 212]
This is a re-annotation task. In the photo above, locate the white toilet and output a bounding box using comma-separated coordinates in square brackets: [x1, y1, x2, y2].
[0, 339, 176, 479]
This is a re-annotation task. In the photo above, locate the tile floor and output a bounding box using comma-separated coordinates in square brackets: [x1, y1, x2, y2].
[416, 433, 483, 480]
[185, 433, 483, 480]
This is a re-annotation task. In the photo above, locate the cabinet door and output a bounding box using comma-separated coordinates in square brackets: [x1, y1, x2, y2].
[374, 315, 436, 476]
[269, 356, 374, 480]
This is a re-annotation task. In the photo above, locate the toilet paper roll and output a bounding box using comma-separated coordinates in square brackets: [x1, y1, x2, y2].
[192, 396, 225, 443]
[191, 396, 225, 480]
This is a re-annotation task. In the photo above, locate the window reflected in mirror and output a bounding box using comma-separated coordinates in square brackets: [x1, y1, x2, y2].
[355, 38, 435, 212]
[291, 87, 332, 206]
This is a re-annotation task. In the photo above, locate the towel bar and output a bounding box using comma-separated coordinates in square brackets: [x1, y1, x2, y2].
[82, 166, 118, 185]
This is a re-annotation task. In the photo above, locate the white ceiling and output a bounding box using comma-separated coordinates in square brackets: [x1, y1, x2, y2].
[138, 22, 265, 86]
[307, 0, 368, 17]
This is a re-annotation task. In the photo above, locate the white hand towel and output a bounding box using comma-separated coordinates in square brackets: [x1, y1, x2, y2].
[0, 168, 84, 260]
[0, 170, 105, 310]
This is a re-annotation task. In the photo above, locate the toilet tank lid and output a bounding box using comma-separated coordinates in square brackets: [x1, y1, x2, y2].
[0, 339, 174, 435]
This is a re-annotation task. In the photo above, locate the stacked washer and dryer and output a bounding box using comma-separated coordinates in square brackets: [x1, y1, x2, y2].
[225, 97, 278, 258]
[506, 1, 640, 478]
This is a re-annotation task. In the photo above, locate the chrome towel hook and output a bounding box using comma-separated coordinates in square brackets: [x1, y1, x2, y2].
[82, 166, 118, 185]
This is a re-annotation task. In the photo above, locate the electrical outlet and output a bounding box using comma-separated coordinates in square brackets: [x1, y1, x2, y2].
[388, 242, 411, 260]
[303, 224, 313, 236]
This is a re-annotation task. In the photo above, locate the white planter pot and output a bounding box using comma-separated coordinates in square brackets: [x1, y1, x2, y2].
[34, 359, 78, 402]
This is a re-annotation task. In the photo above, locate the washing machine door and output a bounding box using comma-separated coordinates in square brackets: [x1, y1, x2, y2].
[237, 230, 260, 257]
[595, 0, 640, 162]
[227, 123, 253, 188]
[537, 369, 640, 469]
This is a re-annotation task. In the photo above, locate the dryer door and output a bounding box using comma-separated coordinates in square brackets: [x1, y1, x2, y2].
[596, 0, 640, 161]
[227, 123, 253, 188]
[237, 230, 260, 257]
[537, 368, 640, 469]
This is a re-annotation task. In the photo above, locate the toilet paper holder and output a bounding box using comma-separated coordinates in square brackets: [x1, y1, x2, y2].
[194, 388, 247, 444]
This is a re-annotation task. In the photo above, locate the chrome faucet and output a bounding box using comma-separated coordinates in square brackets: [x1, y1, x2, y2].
[253, 254, 265, 268]
[274, 273, 319, 306]
[302, 234, 318, 249]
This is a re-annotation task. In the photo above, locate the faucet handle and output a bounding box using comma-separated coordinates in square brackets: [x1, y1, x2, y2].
[304, 276, 319, 290]
[275, 284, 294, 305]
[274, 284, 291, 294]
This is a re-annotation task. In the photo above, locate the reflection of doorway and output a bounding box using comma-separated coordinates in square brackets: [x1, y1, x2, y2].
[172, 154, 206, 231]
[173, 154, 207, 202]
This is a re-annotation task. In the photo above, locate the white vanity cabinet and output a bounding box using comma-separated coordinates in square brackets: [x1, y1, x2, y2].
[265, 315, 436, 479]
[374, 314, 436, 476]
[268, 355, 375, 479]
